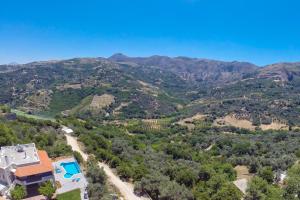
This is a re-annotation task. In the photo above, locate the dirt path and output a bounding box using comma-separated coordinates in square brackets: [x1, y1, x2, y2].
[65, 134, 149, 200]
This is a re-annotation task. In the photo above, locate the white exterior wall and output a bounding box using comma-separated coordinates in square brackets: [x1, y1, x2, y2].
[0, 168, 6, 184]
[0, 167, 14, 186]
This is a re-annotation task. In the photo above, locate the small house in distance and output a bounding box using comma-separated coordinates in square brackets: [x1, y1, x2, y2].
[0, 143, 54, 196]
[61, 126, 74, 134]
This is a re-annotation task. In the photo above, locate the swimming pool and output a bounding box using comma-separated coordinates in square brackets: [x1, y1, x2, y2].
[60, 161, 81, 178]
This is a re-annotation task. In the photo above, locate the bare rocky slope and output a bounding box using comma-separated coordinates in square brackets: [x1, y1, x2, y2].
[108, 53, 259, 84]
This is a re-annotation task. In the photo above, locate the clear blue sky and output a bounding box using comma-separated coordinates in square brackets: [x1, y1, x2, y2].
[0, 0, 300, 65]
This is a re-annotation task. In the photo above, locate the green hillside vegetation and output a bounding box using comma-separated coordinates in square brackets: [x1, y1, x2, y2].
[1, 57, 300, 127]
[46, 87, 104, 116]
[1, 56, 300, 199]
[11, 109, 55, 121]
[56, 115, 299, 200]
[68, 95, 94, 115]
[1, 100, 300, 200]
[0, 112, 71, 158]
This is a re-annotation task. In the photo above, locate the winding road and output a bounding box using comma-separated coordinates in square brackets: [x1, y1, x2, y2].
[65, 134, 149, 200]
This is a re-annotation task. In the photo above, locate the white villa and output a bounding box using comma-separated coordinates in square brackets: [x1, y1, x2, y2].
[0, 143, 54, 196]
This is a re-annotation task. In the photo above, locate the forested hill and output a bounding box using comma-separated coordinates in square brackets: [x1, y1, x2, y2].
[0, 55, 300, 127]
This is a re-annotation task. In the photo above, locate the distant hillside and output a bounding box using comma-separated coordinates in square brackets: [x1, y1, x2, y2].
[0, 54, 300, 126]
[0, 57, 187, 119]
[258, 62, 300, 81]
[109, 53, 258, 84]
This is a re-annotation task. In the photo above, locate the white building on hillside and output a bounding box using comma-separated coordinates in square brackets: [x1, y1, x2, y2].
[61, 126, 74, 134]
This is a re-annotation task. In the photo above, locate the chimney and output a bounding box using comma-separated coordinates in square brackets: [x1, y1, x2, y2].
[4, 156, 10, 165]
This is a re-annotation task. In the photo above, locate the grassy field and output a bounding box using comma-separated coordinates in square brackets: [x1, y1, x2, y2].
[69, 95, 93, 115]
[141, 118, 173, 131]
[11, 109, 55, 121]
[125, 117, 175, 133]
[57, 189, 81, 200]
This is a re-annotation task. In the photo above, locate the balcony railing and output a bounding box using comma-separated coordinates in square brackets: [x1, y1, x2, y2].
[15, 175, 54, 185]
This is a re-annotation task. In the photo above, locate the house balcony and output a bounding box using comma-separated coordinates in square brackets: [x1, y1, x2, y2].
[15, 172, 54, 186]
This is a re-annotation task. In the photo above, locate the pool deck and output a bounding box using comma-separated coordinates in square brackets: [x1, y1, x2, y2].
[53, 157, 88, 200]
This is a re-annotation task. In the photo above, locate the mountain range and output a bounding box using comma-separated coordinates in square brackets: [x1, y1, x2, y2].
[1, 54, 300, 127]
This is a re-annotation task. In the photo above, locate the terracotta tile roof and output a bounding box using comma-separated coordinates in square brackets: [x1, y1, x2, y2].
[15, 150, 53, 177]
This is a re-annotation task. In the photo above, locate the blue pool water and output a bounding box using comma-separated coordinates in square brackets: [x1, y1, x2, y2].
[60, 161, 81, 178]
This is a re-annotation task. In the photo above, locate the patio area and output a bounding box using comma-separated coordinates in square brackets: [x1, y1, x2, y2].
[53, 157, 88, 200]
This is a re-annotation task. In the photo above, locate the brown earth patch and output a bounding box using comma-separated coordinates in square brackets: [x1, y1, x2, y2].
[234, 165, 253, 181]
[176, 104, 184, 110]
[56, 83, 82, 90]
[90, 94, 115, 110]
[260, 121, 288, 131]
[214, 114, 289, 131]
[214, 114, 256, 130]
[177, 114, 207, 130]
